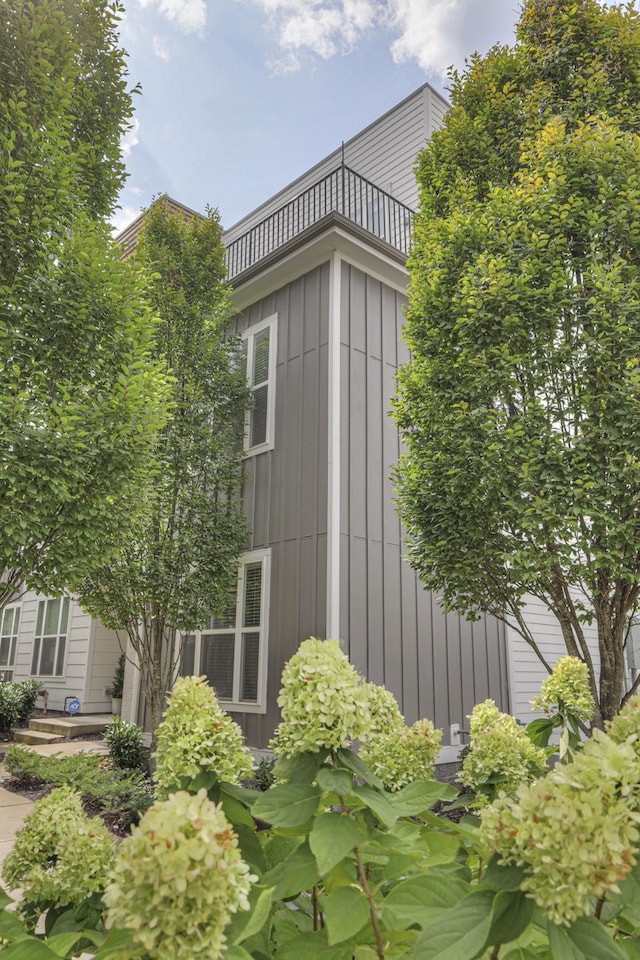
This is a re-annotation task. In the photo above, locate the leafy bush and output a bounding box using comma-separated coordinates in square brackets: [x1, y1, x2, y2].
[108, 652, 125, 699]
[4, 745, 153, 821]
[104, 715, 146, 769]
[1, 786, 114, 921]
[153, 676, 253, 799]
[104, 789, 254, 960]
[458, 698, 549, 804]
[0, 681, 21, 731]
[15, 679, 40, 724]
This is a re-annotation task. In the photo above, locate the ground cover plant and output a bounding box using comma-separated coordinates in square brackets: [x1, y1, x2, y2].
[2, 646, 640, 959]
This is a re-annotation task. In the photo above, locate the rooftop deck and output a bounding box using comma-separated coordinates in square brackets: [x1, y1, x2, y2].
[225, 164, 415, 282]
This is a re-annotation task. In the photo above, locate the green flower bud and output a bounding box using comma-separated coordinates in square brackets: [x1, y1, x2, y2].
[531, 655, 594, 722]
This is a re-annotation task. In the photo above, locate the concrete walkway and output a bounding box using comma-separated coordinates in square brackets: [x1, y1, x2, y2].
[0, 728, 110, 872]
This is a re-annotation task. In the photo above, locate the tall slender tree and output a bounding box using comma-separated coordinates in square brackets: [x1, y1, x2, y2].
[394, 0, 640, 726]
[80, 199, 249, 735]
[0, 0, 170, 608]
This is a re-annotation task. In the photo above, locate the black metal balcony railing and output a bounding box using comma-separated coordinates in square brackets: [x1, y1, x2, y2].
[225, 164, 415, 281]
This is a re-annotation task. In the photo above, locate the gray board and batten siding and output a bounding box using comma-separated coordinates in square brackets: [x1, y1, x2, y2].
[228, 225, 509, 751]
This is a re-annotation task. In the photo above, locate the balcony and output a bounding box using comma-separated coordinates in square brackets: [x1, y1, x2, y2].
[225, 165, 415, 282]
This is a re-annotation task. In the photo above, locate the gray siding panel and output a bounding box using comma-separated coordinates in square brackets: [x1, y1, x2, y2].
[230, 263, 330, 747]
[339, 261, 508, 740]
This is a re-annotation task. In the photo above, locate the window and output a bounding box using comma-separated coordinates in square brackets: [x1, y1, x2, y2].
[0, 605, 20, 682]
[32, 597, 69, 677]
[179, 549, 270, 712]
[241, 315, 276, 454]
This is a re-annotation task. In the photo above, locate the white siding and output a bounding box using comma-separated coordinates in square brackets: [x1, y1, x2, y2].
[11, 590, 120, 714]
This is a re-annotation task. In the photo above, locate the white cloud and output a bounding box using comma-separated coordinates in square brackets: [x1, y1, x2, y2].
[121, 117, 140, 158]
[152, 34, 171, 58]
[252, 0, 514, 77]
[138, 0, 207, 35]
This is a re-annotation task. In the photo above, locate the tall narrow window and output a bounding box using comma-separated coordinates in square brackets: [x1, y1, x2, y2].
[32, 597, 69, 677]
[242, 315, 276, 454]
[0, 605, 20, 682]
[179, 549, 270, 713]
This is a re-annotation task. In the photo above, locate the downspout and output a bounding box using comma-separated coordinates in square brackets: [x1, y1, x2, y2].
[326, 250, 342, 638]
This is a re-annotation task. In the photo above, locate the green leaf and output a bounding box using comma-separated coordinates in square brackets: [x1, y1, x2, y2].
[224, 946, 254, 960]
[252, 784, 322, 828]
[0, 941, 60, 959]
[0, 907, 28, 940]
[273, 751, 326, 784]
[316, 766, 354, 796]
[480, 855, 527, 891]
[229, 886, 273, 945]
[275, 930, 355, 960]
[322, 887, 371, 944]
[352, 784, 397, 827]
[262, 841, 319, 900]
[383, 871, 471, 930]
[501, 949, 543, 960]
[422, 830, 461, 865]
[91, 926, 137, 959]
[0, 888, 14, 909]
[386, 780, 458, 817]
[43, 932, 87, 957]
[234, 822, 268, 875]
[413, 890, 495, 960]
[335, 748, 384, 789]
[525, 717, 558, 748]
[487, 891, 535, 946]
[309, 812, 361, 875]
[547, 916, 626, 959]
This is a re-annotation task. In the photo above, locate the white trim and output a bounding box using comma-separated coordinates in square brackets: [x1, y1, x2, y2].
[326, 250, 342, 638]
[242, 314, 277, 456]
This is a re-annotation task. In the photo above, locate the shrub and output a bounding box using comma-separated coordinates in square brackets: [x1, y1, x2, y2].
[153, 676, 253, 799]
[15, 679, 40, 724]
[270, 637, 372, 757]
[104, 789, 255, 960]
[481, 729, 640, 926]
[0, 681, 21, 731]
[4, 744, 46, 787]
[360, 717, 442, 791]
[458, 699, 548, 804]
[104, 715, 146, 769]
[1, 786, 114, 918]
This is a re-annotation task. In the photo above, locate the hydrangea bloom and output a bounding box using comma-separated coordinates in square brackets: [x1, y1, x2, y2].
[2, 785, 114, 910]
[481, 730, 640, 925]
[531, 655, 594, 722]
[104, 790, 255, 960]
[153, 676, 253, 799]
[606, 695, 640, 779]
[459, 699, 548, 803]
[270, 638, 371, 757]
[365, 682, 405, 736]
[359, 718, 442, 791]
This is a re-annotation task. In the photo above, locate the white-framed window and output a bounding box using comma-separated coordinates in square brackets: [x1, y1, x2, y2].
[180, 549, 270, 713]
[31, 597, 69, 677]
[241, 314, 276, 454]
[0, 605, 20, 682]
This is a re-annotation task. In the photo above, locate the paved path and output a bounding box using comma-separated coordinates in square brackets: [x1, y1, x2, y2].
[0, 737, 109, 873]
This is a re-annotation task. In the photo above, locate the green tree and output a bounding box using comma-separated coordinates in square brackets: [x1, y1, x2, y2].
[394, 0, 640, 727]
[80, 199, 249, 736]
[0, 0, 170, 608]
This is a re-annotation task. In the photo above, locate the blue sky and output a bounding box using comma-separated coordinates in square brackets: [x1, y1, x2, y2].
[115, 0, 520, 233]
